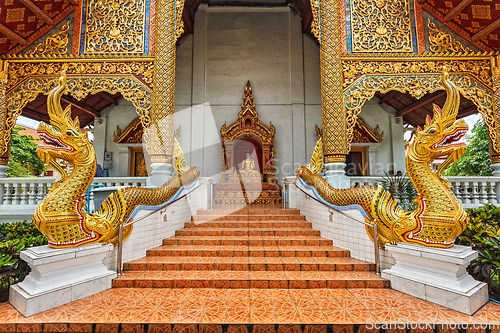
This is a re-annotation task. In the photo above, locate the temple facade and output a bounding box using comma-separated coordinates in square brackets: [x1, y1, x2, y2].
[0, 0, 498, 189]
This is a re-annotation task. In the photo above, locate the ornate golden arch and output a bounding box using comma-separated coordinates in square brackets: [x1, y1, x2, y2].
[343, 59, 494, 152]
[1, 69, 152, 156]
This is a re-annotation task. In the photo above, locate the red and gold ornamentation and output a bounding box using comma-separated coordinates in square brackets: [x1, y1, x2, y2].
[214, 81, 282, 205]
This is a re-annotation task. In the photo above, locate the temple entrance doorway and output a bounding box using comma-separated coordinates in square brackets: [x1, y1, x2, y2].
[214, 81, 282, 205]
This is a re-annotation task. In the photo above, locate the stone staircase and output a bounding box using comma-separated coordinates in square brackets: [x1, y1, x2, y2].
[113, 208, 389, 289]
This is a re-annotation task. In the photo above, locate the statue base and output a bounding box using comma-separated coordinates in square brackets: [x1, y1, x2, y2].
[382, 243, 488, 315]
[10, 244, 116, 317]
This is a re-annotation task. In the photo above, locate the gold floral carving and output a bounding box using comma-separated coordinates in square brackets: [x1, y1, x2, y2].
[0, 76, 151, 157]
[343, 59, 492, 89]
[26, 23, 70, 56]
[427, 19, 472, 54]
[350, 0, 413, 52]
[344, 72, 494, 153]
[491, 56, 500, 163]
[7, 61, 154, 89]
[309, 0, 321, 43]
[175, 0, 186, 42]
[84, 0, 146, 53]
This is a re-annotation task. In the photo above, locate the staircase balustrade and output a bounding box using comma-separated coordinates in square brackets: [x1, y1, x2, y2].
[0, 177, 147, 223]
[349, 176, 500, 208]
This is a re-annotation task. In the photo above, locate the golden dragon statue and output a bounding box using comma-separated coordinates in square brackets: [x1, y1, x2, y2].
[298, 71, 469, 248]
[33, 71, 199, 248]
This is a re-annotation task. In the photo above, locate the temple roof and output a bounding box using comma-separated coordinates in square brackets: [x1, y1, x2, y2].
[0, 0, 76, 54]
[22, 91, 122, 128]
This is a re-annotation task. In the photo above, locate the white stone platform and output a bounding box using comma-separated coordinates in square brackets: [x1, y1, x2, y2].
[10, 243, 116, 317]
[382, 243, 489, 315]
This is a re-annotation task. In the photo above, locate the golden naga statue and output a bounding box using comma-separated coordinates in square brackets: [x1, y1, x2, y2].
[33, 71, 199, 248]
[298, 71, 469, 248]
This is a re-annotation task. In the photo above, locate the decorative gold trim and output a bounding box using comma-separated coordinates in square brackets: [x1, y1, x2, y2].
[343, 66, 494, 153]
[309, 0, 321, 43]
[427, 19, 472, 54]
[1, 75, 152, 157]
[26, 23, 70, 56]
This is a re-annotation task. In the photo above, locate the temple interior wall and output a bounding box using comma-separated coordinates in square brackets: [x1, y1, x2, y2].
[93, 6, 405, 181]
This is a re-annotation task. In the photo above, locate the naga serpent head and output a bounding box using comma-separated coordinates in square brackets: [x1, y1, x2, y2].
[37, 71, 93, 165]
[409, 70, 468, 162]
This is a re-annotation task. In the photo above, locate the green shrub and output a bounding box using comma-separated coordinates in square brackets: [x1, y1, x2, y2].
[0, 221, 47, 302]
[378, 171, 418, 211]
[456, 203, 500, 298]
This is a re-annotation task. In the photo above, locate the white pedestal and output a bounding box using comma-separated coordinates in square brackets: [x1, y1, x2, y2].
[10, 244, 116, 317]
[382, 243, 489, 315]
[324, 162, 350, 189]
[148, 162, 173, 187]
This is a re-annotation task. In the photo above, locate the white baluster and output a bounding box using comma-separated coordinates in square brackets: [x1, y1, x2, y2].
[37, 182, 46, 204]
[471, 182, 479, 205]
[463, 182, 471, 204]
[3, 183, 12, 204]
[90, 191, 95, 212]
[12, 183, 21, 204]
[451, 182, 462, 203]
[20, 182, 28, 205]
[479, 182, 488, 205]
[29, 182, 37, 204]
[488, 182, 498, 205]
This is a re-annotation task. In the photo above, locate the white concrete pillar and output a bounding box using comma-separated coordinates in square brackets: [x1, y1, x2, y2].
[283, 176, 297, 209]
[367, 145, 379, 176]
[0, 164, 8, 178]
[93, 116, 107, 167]
[390, 116, 406, 174]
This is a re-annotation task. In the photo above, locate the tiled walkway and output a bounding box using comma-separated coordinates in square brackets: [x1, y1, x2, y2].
[1, 207, 500, 332]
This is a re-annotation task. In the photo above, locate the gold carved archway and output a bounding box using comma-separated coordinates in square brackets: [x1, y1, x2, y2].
[0, 59, 153, 158]
[343, 57, 494, 153]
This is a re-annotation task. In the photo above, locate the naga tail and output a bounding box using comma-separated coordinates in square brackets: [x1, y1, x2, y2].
[85, 166, 200, 245]
[296, 166, 424, 246]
